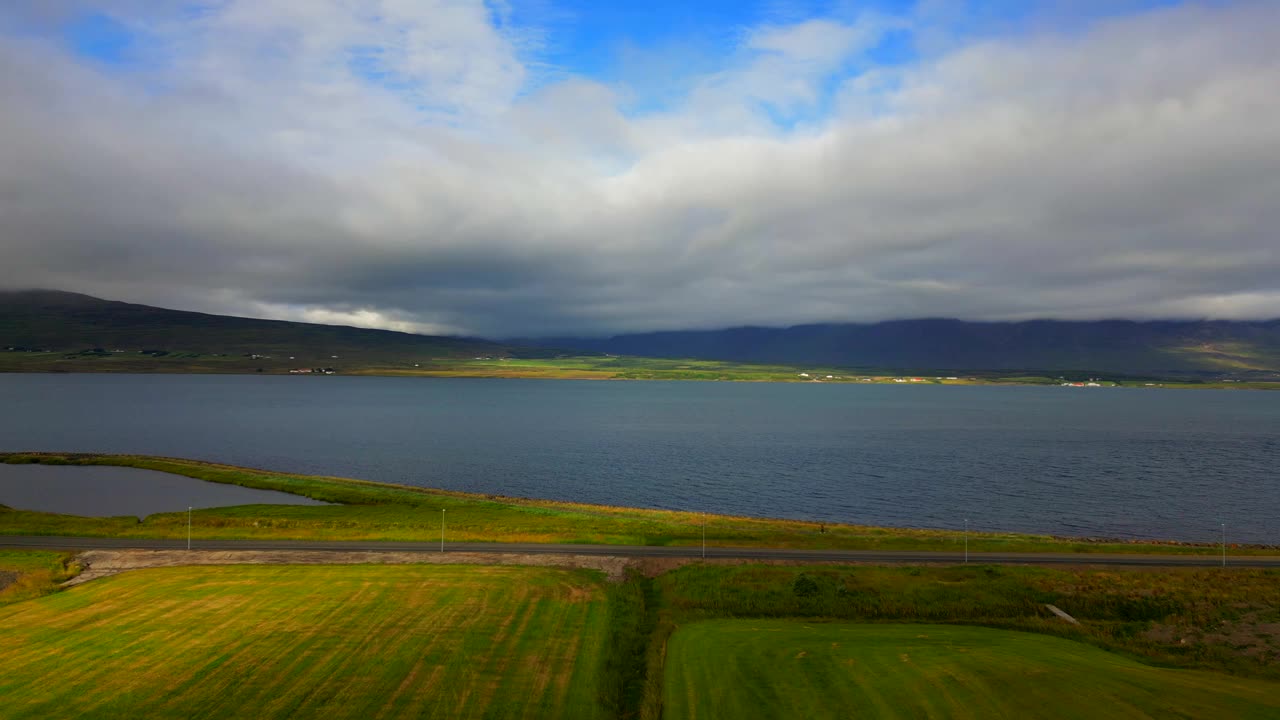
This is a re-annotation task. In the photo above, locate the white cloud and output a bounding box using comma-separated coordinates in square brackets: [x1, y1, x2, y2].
[1, 1, 1278, 336]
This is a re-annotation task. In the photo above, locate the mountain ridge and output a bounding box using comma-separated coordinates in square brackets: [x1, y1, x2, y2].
[515, 317, 1280, 377]
[0, 288, 518, 362]
[5, 289, 1279, 377]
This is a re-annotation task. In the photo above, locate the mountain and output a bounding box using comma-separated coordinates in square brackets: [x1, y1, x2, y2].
[7, 290, 1279, 378]
[519, 318, 1280, 378]
[0, 289, 530, 367]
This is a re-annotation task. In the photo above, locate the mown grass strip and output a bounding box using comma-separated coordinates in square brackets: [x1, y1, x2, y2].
[0, 565, 609, 720]
[663, 621, 1280, 720]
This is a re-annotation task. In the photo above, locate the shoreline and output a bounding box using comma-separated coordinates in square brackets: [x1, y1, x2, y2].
[2, 452, 1275, 554]
[2, 367, 1277, 390]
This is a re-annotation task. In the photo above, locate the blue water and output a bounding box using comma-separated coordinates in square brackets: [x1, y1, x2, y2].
[1, 374, 1276, 543]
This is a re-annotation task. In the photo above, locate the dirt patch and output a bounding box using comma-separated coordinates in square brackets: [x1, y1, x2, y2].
[0, 570, 17, 592]
[61, 551, 923, 588]
[64, 549, 639, 585]
[1147, 613, 1280, 661]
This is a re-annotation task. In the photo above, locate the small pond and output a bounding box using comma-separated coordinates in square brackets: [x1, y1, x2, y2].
[0, 464, 332, 518]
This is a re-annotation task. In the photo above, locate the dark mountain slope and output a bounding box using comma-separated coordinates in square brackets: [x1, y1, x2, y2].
[7, 289, 1278, 377]
[521, 318, 1280, 377]
[0, 289, 515, 362]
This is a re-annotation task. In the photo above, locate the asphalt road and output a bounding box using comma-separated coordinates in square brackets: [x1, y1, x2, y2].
[3, 535, 1277, 567]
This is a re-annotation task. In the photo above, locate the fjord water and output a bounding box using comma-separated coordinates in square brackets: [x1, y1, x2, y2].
[1, 374, 1276, 543]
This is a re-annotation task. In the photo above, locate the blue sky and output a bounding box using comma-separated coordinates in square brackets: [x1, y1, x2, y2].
[2, 1, 1277, 335]
[64, 12, 133, 64]
[53, 1, 1184, 126]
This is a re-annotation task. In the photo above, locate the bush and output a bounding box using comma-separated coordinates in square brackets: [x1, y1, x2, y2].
[792, 574, 820, 598]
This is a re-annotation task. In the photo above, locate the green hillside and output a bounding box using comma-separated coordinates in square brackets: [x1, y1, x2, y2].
[0, 289, 548, 372]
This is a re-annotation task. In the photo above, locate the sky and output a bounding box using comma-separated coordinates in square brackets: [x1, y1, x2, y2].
[0, 0, 1277, 338]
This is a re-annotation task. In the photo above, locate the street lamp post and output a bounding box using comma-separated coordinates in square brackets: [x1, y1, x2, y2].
[701, 514, 706, 560]
[187, 507, 192, 551]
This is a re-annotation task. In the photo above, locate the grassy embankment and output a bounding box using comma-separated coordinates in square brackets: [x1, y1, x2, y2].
[664, 622, 1280, 719]
[0, 565, 609, 719]
[0, 550, 78, 604]
[1, 452, 1265, 555]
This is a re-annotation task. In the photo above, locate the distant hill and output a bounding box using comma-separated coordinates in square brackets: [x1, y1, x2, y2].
[519, 319, 1280, 378]
[7, 290, 1279, 379]
[0, 289, 530, 365]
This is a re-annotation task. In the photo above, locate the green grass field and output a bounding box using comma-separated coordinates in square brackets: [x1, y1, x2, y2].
[1, 555, 1278, 719]
[0, 565, 609, 720]
[3, 453, 1267, 556]
[633, 563, 1280, 717]
[663, 621, 1280, 719]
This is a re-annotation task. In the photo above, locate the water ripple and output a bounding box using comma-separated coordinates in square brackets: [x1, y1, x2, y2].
[0, 375, 1276, 544]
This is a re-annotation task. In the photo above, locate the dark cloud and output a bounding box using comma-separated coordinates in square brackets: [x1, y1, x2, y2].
[1, 1, 1277, 337]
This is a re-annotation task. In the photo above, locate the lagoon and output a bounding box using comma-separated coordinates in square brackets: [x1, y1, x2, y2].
[0, 374, 1276, 543]
[0, 464, 330, 517]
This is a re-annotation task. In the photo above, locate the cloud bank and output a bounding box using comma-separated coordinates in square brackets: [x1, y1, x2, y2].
[1, 1, 1278, 337]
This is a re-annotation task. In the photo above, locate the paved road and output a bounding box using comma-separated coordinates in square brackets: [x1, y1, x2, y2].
[3, 535, 1277, 567]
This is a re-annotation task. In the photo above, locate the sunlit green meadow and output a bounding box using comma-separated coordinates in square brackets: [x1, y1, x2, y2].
[0, 565, 609, 720]
[663, 621, 1280, 719]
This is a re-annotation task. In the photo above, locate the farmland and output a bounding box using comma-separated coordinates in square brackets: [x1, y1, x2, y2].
[663, 621, 1280, 719]
[4, 454, 1280, 719]
[1, 555, 1279, 719]
[0, 565, 609, 719]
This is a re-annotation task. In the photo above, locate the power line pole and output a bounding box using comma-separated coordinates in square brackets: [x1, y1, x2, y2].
[441, 508, 446, 553]
[187, 507, 192, 551]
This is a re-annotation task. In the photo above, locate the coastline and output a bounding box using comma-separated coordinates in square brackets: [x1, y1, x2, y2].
[3, 452, 1274, 554]
[2, 365, 1276, 389]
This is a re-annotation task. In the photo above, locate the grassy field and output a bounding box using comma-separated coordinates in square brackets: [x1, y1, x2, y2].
[1, 553, 1279, 719]
[625, 563, 1280, 718]
[663, 621, 1280, 719]
[0, 565, 609, 720]
[2, 452, 1264, 555]
[650, 564, 1280, 673]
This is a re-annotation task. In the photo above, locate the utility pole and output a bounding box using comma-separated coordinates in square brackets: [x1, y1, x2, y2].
[701, 514, 706, 560]
[441, 508, 446, 553]
[964, 518, 969, 564]
[1222, 522, 1226, 568]
[187, 507, 192, 551]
